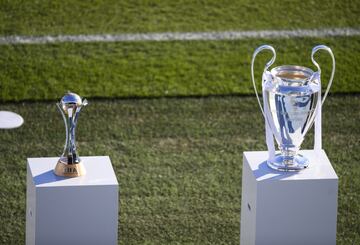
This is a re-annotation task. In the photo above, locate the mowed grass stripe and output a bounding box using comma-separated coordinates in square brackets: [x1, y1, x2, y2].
[0, 0, 359, 35]
[1, 28, 359, 45]
[1, 36, 360, 101]
[0, 96, 359, 244]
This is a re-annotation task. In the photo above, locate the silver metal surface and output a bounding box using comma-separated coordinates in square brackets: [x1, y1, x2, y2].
[57, 92, 88, 165]
[266, 65, 319, 149]
[251, 45, 335, 171]
[265, 66, 319, 170]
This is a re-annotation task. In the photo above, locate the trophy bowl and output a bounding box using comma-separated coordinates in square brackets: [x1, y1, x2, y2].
[264, 65, 320, 170]
[251, 45, 335, 171]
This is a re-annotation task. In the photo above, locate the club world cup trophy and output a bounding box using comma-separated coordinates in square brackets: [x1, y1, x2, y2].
[54, 92, 88, 177]
[251, 45, 335, 171]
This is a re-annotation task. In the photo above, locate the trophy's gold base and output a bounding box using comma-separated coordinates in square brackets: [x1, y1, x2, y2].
[54, 160, 86, 177]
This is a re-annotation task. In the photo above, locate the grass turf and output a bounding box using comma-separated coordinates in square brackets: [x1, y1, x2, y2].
[1, 36, 360, 101]
[0, 95, 359, 244]
[0, 0, 359, 36]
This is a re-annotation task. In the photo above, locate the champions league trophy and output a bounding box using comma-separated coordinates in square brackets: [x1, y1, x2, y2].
[251, 45, 335, 171]
[54, 92, 88, 177]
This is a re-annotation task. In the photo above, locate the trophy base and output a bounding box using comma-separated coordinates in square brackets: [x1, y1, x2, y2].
[54, 160, 86, 177]
[267, 153, 309, 171]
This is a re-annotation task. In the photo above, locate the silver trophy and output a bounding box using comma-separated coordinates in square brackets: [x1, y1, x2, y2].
[251, 45, 335, 171]
[54, 92, 88, 177]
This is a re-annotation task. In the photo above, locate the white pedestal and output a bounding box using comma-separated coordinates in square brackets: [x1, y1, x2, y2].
[26, 156, 119, 245]
[240, 150, 338, 245]
[0, 111, 23, 129]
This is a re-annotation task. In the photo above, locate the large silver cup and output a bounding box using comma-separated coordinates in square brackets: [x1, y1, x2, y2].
[54, 92, 88, 177]
[251, 45, 335, 171]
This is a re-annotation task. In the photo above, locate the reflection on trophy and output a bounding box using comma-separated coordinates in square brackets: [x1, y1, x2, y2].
[54, 92, 88, 177]
[251, 45, 335, 171]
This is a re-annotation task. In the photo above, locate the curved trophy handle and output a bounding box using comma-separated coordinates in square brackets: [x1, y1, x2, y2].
[251, 45, 276, 117]
[311, 45, 335, 105]
[74, 99, 88, 125]
[56, 102, 69, 155]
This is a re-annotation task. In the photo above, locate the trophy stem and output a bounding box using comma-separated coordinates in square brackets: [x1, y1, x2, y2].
[280, 147, 298, 166]
[59, 107, 81, 165]
[267, 146, 309, 171]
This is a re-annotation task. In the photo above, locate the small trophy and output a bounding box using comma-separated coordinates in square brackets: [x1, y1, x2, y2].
[54, 92, 88, 177]
[251, 45, 335, 171]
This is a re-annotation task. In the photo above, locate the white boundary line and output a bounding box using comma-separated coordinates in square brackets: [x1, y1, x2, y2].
[0, 28, 359, 45]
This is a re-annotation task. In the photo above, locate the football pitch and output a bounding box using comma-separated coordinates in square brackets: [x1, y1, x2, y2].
[0, 1, 359, 244]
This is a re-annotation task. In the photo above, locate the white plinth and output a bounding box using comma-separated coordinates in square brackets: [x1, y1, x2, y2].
[0, 111, 24, 129]
[26, 156, 119, 245]
[240, 150, 338, 245]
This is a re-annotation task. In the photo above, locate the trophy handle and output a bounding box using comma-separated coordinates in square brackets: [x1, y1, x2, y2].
[73, 99, 88, 125]
[251, 45, 276, 117]
[56, 102, 69, 155]
[311, 45, 335, 105]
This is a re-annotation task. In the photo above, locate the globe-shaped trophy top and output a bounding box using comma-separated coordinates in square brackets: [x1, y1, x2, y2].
[60, 92, 86, 112]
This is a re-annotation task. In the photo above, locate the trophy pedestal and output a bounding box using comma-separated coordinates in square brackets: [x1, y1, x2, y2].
[240, 150, 338, 245]
[26, 156, 118, 245]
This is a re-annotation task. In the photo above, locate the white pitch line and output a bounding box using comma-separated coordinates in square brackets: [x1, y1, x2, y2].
[0, 28, 359, 45]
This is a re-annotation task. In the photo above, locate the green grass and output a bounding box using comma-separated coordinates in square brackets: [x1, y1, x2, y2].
[0, 0, 359, 36]
[0, 0, 359, 102]
[0, 1, 359, 244]
[0, 95, 359, 244]
[1, 36, 360, 101]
